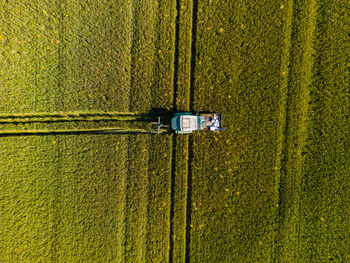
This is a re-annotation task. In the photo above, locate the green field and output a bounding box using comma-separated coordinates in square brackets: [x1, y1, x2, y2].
[0, 0, 349, 262]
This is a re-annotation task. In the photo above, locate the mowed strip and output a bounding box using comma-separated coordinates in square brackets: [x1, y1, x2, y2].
[188, 1, 289, 261]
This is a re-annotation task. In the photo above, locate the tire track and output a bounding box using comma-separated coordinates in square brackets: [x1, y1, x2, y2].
[0, 127, 151, 136]
[185, 1, 199, 262]
[189, 0, 198, 113]
[0, 116, 153, 124]
[168, 0, 181, 260]
[273, 0, 294, 259]
[168, 134, 177, 263]
[168, 0, 196, 261]
[298, 1, 349, 260]
[49, 1, 64, 259]
[184, 134, 194, 263]
[0, 111, 149, 118]
[172, 0, 181, 112]
[125, 0, 156, 261]
[274, 0, 316, 261]
[124, 1, 134, 261]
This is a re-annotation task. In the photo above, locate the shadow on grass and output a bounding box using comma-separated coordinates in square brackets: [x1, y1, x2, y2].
[0, 129, 155, 137]
[0, 108, 176, 124]
[0, 108, 179, 136]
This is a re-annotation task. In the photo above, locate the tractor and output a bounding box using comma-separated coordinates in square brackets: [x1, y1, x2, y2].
[170, 112, 225, 134]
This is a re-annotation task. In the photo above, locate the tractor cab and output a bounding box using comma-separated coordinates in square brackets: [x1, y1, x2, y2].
[171, 112, 224, 134]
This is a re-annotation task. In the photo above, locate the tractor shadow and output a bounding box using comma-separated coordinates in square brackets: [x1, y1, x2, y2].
[141, 107, 175, 124]
[0, 108, 178, 136]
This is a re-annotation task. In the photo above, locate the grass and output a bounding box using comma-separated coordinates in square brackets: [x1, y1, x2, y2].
[1, 1, 134, 261]
[0, 0, 349, 262]
[174, 0, 193, 111]
[0, 1, 175, 262]
[125, 135, 150, 262]
[58, 0, 133, 112]
[0, 1, 60, 113]
[170, 1, 193, 262]
[0, 135, 128, 262]
[274, 0, 317, 260]
[186, 0, 349, 262]
[146, 135, 173, 262]
[171, 135, 189, 263]
[188, 0, 287, 261]
[298, 0, 350, 261]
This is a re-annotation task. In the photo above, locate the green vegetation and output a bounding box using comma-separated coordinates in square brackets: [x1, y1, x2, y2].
[0, 0, 348, 262]
[188, 0, 349, 262]
[275, 0, 317, 260]
[298, 0, 350, 261]
[0, 1, 175, 262]
[171, 1, 193, 261]
[189, 1, 285, 260]
[0, 135, 129, 262]
[175, 0, 193, 111]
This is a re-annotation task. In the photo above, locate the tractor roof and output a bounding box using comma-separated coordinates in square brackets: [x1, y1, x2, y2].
[180, 115, 198, 131]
